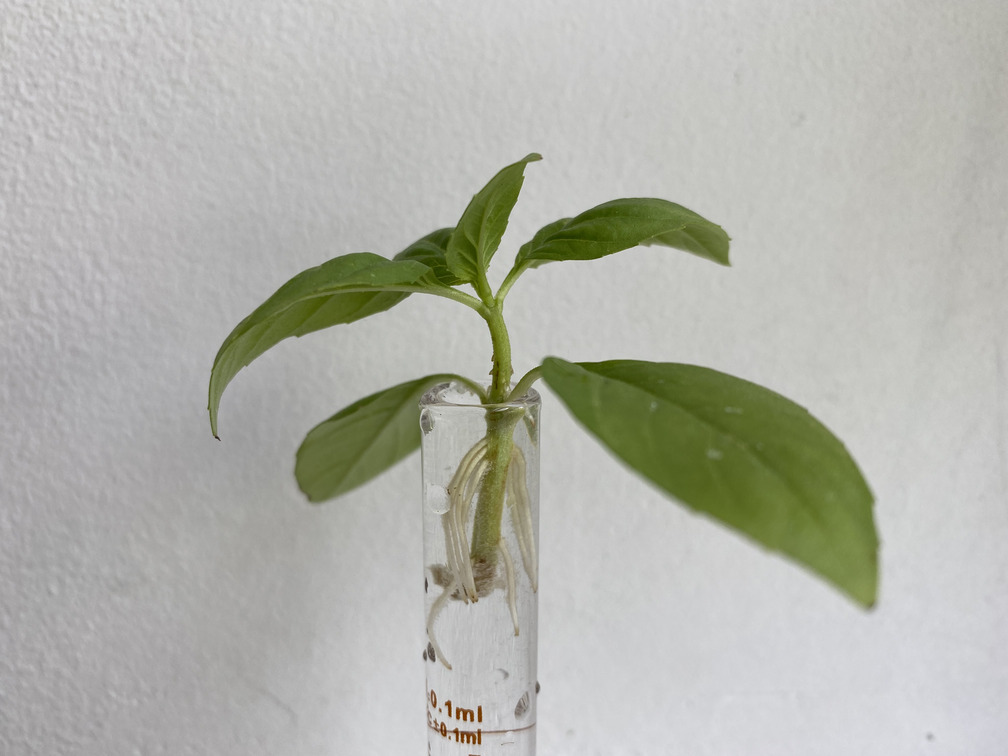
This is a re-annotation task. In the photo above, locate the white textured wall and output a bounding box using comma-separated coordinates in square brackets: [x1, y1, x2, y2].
[2, 1, 1006, 754]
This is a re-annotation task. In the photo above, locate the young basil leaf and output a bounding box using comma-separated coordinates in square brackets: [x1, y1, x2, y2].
[295, 375, 452, 502]
[209, 252, 436, 438]
[445, 153, 543, 284]
[393, 228, 466, 286]
[514, 198, 730, 270]
[541, 357, 879, 608]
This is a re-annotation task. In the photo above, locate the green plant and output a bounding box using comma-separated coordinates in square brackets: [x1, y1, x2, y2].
[209, 153, 878, 608]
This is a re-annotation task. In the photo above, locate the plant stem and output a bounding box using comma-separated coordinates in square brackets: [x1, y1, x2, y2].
[468, 407, 522, 579]
[509, 365, 543, 402]
[484, 307, 513, 403]
[467, 299, 518, 580]
[494, 262, 526, 308]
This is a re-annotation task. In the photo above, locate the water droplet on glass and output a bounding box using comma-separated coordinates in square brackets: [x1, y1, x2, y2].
[514, 691, 530, 718]
[649, 400, 658, 412]
[706, 448, 723, 460]
[425, 483, 449, 514]
[420, 409, 434, 434]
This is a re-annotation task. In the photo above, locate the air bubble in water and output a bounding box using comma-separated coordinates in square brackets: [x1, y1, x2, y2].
[420, 409, 434, 434]
[425, 483, 449, 514]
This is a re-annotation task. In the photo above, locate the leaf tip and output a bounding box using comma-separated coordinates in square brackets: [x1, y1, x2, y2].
[853, 589, 878, 611]
[843, 558, 879, 610]
[209, 403, 221, 439]
[294, 472, 320, 503]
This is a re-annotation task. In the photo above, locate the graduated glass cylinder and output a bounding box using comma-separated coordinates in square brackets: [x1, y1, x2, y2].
[420, 383, 541, 756]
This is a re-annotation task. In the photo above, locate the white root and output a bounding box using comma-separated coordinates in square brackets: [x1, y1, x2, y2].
[428, 428, 537, 665]
[498, 540, 519, 636]
[506, 447, 538, 592]
[426, 580, 455, 671]
[442, 438, 488, 602]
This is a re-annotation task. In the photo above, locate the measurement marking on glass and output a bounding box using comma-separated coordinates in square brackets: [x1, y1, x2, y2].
[428, 687, 484, 745]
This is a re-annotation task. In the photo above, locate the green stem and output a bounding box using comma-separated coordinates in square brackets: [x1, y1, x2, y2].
[468, 408, 522, 580]
[385, 283, 485, 313]
[508, 365, 543, 401]
[494, 261, 527, 308]
[467, 298, 518, 580]
[484, 306, 513, 404]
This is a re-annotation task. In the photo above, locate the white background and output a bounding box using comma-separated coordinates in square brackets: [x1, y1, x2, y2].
[2, 1, 1006, 754]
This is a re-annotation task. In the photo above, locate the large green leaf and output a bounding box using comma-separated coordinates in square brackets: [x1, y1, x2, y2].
[209, 252, 437, 437]
[541, 357, 878, 607]
[445, 153, 542, 284]
[514, 198, 730, 270]
[295, 375, 449, 502]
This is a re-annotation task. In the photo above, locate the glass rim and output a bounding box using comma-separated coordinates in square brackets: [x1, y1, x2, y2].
[420, 381, 541, 410]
